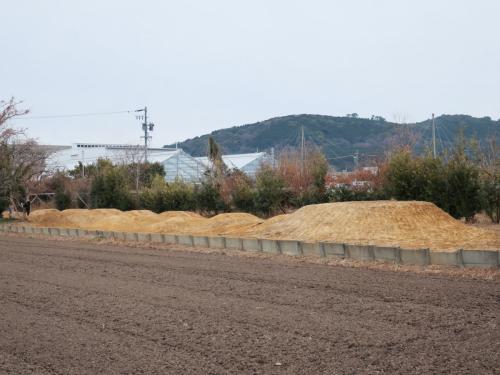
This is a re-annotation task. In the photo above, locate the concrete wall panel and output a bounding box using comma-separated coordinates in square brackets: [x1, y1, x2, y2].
[177, 235, 194, 246]
[193, 236, 209, 247]
[373, 246, 399, 263]
[124, 232, 138, 241]
[137, 233, 151, 242]
[150, 233, 164, 243]
[301, 242, 323, 257]
[279, 240, 301, 256]
[462, 250, 499, 268]
[208, 237, 226, 249]
[323, 243, 345, 257]
[163, 235, 178, 244]
[225, 237, 243, 250]
[345, 244, 374, 261]
[429, 251, 462, 266]
[400, 248, 430, 266]
[242, 238, 261, 252]
[261, 239, 280, 254]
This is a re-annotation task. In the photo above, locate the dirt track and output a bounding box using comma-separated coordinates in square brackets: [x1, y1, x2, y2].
[0, 236, 499, 374]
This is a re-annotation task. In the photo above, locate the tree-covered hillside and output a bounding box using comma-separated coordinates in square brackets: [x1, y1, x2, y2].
[165, 114, 500, 170]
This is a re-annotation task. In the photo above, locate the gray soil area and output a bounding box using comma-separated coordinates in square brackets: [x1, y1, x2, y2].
[0, 236, 499, 374]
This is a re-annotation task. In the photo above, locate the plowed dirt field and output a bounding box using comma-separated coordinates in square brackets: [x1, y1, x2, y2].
[0, 236, 498, 374]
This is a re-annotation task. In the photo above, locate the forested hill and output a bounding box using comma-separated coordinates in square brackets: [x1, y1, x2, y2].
[165, 114, 500, 170]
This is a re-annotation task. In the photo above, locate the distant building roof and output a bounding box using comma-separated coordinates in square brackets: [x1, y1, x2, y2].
[195, 152, 273, 177]
[44, 144, 272, 182]
[44, 143, 205, 183]
[46, 143, 178, 171]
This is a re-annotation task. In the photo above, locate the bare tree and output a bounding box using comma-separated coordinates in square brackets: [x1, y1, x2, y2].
[387, 113, 420, 154]
[0, 98, 48, 209]
[277, 145, 329, 195]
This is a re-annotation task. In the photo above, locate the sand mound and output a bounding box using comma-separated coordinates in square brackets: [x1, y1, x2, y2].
[160, 211, 204, 219]
[240, 201, 500, 250]
[26, 208, 262, 238]
[22, 201, 500, 251]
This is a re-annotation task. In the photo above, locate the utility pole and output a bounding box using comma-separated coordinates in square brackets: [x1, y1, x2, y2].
[300, 126, 305, 176]
[354, 150, 359, 169]
[432, 113, 436, 158]
[135, 145, 140, 194]
[135, 106, 155, 163]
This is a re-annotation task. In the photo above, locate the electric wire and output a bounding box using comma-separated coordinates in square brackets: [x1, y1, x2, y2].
[16, 110, 133, 120]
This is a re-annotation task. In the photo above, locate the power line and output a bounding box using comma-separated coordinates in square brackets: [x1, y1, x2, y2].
[16, 110, 133, 120]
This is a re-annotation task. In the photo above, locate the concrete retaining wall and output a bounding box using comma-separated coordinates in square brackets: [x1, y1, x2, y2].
[124, 232, 138, 242]
[208, 237, 226, 249]
[136, 233, 150, 242]
[400, 248, 430, 266]
[345, 244, 374, 261]
[429, 250, 463, 266]
[279, 240, 302, 256]
[242, 238, 261, 252]
[163, 235, 177, 244]
[177, 235, 193, 247]
[373, 246, 400, 263]
[193, 236, 209, 247]
[323, 243, 345, 258]
[225, 237, 243, 250]
[461, 250, 499, 268]
[150, 233, 164, 243]
[0, 223, 498, 268]
[301, 242, 323, 257]
[261, 239, 280, 254]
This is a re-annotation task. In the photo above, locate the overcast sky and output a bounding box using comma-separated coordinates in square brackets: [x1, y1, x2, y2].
[2, 0, 499, 147]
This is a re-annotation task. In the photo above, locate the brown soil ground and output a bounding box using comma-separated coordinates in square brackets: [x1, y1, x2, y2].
[0, 235, 499, 374]
[11, 201, 500, 251]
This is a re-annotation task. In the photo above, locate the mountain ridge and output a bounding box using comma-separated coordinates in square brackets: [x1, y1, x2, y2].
[165, 114, 500, 170]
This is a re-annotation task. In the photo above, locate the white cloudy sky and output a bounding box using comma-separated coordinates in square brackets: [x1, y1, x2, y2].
[2, 0, 499, 146]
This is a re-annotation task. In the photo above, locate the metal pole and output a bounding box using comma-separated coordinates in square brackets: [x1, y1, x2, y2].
[301, 126, 305, 176]
[144, 106, 148, 162]
[136, 146, 140, 193]
[432, 113, 436, 158]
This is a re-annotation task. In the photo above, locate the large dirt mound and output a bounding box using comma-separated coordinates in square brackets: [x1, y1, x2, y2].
[23, 201, 500, 251]
[239, 201, 500, 250]
[27, 209, 264, 237]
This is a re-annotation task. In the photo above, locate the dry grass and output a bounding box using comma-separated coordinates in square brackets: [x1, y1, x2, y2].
[12, 200, 500, 252]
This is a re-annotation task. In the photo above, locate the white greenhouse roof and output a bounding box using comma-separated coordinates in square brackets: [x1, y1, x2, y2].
[196, 152, 270, 171]
[44, 144, 272, 182]
[45, 143, 179, 171]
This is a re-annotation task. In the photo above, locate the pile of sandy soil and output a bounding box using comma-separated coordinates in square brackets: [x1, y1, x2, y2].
[238, 201, 500, 251]
[26, 209, 264, 237]
[17, 201, 500, 251]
